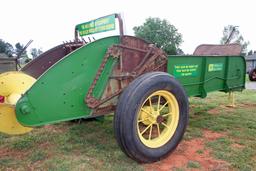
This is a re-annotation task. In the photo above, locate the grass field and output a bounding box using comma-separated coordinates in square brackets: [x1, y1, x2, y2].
[0, 90, 256, 170]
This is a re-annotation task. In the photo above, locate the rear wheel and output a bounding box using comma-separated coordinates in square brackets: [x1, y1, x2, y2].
[249, 68, 256, 81]
[114, 72, 189, 163]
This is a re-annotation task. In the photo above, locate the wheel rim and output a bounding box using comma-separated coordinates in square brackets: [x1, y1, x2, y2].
[0, 72, 35, 135]
[137, 90, 179, 148]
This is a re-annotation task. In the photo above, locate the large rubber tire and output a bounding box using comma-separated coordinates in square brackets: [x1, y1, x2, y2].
[114, 72, 189, 163]
[249, 68, 256, 81]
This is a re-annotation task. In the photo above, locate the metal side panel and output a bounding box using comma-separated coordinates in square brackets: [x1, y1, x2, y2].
[0, 58, 17, 73]
[15, 36, 120, 126]
[21, 42, 83, 79]
[167, 55, 246, 97]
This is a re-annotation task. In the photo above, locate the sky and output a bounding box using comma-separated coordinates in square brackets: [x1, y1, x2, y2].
[0, 0, 255, 55]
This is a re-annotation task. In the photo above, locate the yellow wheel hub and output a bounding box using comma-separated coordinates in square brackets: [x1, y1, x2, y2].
[139, 106, 152, 125]
[137, 90, 179, 148]
[0, 71, 36, 135]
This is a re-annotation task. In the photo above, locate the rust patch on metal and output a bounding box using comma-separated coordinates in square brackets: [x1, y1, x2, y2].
[86, 36, 167, 115]
[193, 43, 242, 56]
[121, 36, 150, 72]
[21, 41, 83, 79]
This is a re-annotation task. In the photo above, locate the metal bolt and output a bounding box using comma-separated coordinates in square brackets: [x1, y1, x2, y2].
[20, 105, 31, 115]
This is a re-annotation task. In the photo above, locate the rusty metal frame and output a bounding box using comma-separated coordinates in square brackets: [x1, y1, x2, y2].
[85, 36, 167, 114]
[73, 14, 167, 115]
[22, 41, 84, 78]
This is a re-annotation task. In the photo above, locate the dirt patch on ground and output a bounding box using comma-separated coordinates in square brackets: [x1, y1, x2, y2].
[208, 103, 256, 116]
[144, 130, 230, 171]
[207, 105, 238, 115]
[237, 103, 256, 108]
[203, 130, 225, 141]
[43, 125, 68, 133]
[252, 155, 256, 161]
[207, 108, 220, 115]
[231, 143, 244, 149]
[0, 147, 29, 160]
[0, 141, 51, 160]
[219, 105, 235, 112]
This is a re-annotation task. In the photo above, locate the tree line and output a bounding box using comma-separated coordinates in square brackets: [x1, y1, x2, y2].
[134, 18, 250, 55]
[1, 18, 252, 58]
[0, 39, 43, 61]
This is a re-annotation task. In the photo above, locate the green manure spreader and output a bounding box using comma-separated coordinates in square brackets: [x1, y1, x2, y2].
[0, 14, 245, 163]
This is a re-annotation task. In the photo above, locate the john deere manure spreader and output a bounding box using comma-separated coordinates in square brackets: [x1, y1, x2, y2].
[0, 14, 245, 162]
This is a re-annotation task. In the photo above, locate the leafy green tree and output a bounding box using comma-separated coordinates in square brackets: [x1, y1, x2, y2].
[133, 17, 183, 55]
[220, 25, 249, 53]
[14, 42, 31, 66]
[30, 48, 43, 59]
[0, 39, 14, 57]
[15, 42, 27, 57]
[248, 50, 253, 56]
[14, 42, 31, 65]
[25, 58, 32, 63]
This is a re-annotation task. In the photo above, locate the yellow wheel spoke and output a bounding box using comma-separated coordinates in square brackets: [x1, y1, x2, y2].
[141, 108, 152, 116]
[140, 123, 153, 135]
[149, 97, 154, 112]
[162, 112, 173, 117]
[161, 122, 170, 130]
[157, 95, 161, 111]
[148, 124, 153, 140]
[159, 101, 168, 112]
[157, 123, 161, 136]
[138, 117, 149, 123]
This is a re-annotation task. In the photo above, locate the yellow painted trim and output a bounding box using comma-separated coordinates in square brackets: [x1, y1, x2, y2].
[0, 71, 35, 135]
[137, 90, 179, 148]
[0, 104, 33, 135]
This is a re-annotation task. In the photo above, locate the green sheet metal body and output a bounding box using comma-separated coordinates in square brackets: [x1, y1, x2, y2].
[168, 55, 246, 97]
[16, 36, 120, 126]
[15, 35, 246, 127]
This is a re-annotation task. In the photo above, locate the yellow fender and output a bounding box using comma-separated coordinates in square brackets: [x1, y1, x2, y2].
[0, 71, 36, 135]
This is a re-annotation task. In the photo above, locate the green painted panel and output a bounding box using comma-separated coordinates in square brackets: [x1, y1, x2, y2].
[76, 14, 116, 36]
[15, 36, 120, 126]
[208, 63, 223, 72]
[168, 55, 246, 97]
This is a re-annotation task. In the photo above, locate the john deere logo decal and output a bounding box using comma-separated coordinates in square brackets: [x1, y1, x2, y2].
[208, 63, 223, 72]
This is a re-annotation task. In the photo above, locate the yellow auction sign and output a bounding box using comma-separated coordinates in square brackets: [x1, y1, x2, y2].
[76, 14, 116, 36]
